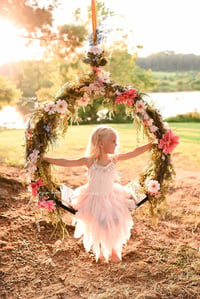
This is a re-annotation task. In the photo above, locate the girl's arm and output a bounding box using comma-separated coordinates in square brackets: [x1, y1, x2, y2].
[117, 141, 153, 162]
[43, 156, 89, 167]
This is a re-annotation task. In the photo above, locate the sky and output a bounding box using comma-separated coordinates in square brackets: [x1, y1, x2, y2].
[0, 0, 200, 64]
[55, 0, 200, 56]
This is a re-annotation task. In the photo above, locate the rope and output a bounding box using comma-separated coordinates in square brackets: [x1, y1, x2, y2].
[91, 0, 97, 44]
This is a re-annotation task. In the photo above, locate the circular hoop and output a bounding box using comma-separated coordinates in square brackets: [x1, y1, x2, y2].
[25, 44, 179, 224]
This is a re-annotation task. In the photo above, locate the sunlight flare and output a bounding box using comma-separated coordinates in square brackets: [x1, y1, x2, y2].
[0, 106, 25, 128]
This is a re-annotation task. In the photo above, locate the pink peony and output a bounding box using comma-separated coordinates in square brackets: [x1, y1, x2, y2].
[147, 180, 160, 194]
[38, 199, 56, 211]
[158, 129, 179, 154]
[29, 178, 45, 197]
[135, 100, 147, 113]
[55, 99, 68, 114]
[115, 88, 137, 106]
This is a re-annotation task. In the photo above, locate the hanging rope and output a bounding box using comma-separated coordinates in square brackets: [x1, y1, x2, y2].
[91, 0, 97, 44]
[55, 0, 151, 215]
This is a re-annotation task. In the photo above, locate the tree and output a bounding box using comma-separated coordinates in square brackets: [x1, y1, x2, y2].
[0, 0, 58, 37]
[0, 1, 88, 61]
[44, 24, 88, 61]
[0, 75, 22, 109]
[107, 50, 157, 92]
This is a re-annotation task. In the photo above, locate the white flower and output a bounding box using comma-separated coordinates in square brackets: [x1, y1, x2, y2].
[89, 46, 103, 55]
[97, 108, 108, 120]
[147, 180, 160, 194]
[163, 122, 170, 130]
[135, 100, 147, 113]
[55, 99, 68, 114]
[99, 71, 110, 83]
[44, 102, 56, 115]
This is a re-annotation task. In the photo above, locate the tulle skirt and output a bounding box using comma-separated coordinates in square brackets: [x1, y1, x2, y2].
[61, 183, 136, 262]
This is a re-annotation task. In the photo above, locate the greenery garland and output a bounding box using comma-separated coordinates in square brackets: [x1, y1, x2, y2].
[25, 31, 179, 232]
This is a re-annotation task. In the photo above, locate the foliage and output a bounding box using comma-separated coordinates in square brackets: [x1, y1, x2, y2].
[24, 35, 179, 233]
[0, 75, 22, 109]
[0, 0, 58, 37]
[0, 49, 156, 114]
[165, 111, 200, 122]
[106, 50, 157, 91]
[136, 51, 200, 72]
[43, 24, 88, 61]
[151, 71, 200, 92]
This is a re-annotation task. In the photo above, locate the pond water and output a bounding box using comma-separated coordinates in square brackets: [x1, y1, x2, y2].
[146, 91, 200, 118]
[0, 91, 200, 128]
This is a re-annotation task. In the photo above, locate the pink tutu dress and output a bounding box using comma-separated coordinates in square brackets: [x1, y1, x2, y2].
[61, 161, 136, 262]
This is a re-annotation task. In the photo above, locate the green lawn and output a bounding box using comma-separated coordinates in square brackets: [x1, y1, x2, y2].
[152, 71, 200, 92]
[0, 122, 199, 168]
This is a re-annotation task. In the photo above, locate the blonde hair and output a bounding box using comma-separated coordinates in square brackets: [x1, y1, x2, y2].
[86, 125, 119, 160]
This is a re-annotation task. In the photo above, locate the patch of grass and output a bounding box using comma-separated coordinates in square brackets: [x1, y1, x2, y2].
[165, 112, 200, 123]
[0, 123, 199, 169]
[151, 71, 200, 92]
[0, 129, 25, 167]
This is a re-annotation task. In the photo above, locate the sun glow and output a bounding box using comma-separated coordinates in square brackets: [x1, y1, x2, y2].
[0, 106, 25, 129]
[0, 19, 25, 64]
[0, 18, 44, 65]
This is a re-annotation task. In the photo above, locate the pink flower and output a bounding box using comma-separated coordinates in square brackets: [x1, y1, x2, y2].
[77, 96, 89, 107]
[99, 71, 110, 83]
[38, 200, 56, 211]
[115, 88, 137, 106]
[149, 125, 158, 133]
[143, 112, 149, 120]
[158, 129, 179, 154]
[147, 180, 160, 194]
[146, 118, 154, 127]
[44, 102, 56, 115]
[92, 67, 101, 73]
[135, 100, 147, 113]
[89, 46, 103, 55]
[27, 164, 37, 178]
[29, 149, 40, 163]
[29, 178, 45, 197]
[55, 99, 68, 114]
[81, 83, 105, 96]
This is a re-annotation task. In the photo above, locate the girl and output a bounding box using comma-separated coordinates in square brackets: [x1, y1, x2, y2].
[43, 125, 153, 263]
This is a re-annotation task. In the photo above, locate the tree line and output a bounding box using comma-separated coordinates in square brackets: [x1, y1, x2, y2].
[136, 51, 200, 72]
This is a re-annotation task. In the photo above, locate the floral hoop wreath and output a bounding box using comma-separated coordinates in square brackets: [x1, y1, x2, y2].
[25, 31, 179, 230]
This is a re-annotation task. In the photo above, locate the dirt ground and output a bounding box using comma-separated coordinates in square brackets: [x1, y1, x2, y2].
[0, 162, 200, 299]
